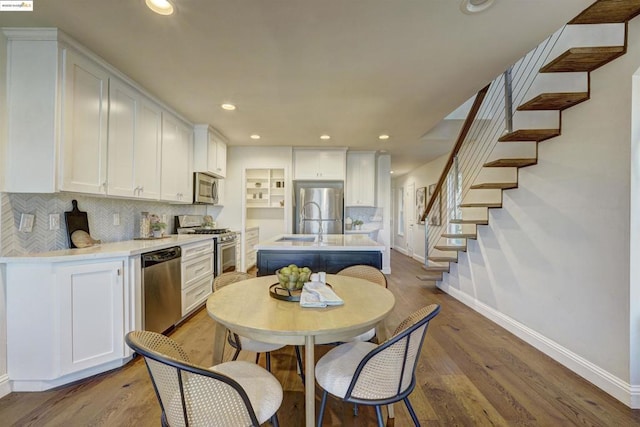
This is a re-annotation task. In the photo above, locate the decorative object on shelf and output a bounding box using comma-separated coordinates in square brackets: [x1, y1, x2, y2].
[353, 219, 363, 230]
[140, 211, 151, 238]
[255, 182, 262, 188]
[427, 183, 441, 226]
[279, 200, 285, 207]
[149, 214, 167, 238]
[202, 215, 215, 228]
[416, 186, 426, 225]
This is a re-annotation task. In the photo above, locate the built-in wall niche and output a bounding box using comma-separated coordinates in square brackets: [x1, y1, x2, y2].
[245, 168, 286, 208]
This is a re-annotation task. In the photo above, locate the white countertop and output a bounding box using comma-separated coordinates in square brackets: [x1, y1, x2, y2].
[0, 234, 214, 263]
[254, 234, 384, 252]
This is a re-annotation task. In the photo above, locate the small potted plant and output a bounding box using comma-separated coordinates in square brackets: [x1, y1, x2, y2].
[149, 214, 166, 238]
[353, 219, 364, 230]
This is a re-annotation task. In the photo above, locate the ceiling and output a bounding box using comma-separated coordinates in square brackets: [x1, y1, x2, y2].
[0, 0, 591, 176]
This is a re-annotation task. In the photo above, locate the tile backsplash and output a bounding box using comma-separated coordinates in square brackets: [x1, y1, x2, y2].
[0, 192, 210, 256]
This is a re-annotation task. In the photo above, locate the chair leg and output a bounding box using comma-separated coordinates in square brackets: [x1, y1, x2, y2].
[255, 352, 261, 364]
[317, 390, 328, 427]
[294, 345, 305, 384]
[271, 413, 279, 427]
[231, 347, 241, 361]
[375, 405, 384, 427]
[387, 403, 394, 419]
[266, 352, 272, 372]
[353, 403, 358, 416]
[404, 397, 420, 426]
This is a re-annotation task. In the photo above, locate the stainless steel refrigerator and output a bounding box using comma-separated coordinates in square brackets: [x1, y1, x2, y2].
[294, 182, 344, 234]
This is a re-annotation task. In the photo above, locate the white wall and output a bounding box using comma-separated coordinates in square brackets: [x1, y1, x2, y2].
[630, 61, 640, 390]
[437, 17, 640, 407]
[0, 30, 9, 397]
[392, 154, 448, 262]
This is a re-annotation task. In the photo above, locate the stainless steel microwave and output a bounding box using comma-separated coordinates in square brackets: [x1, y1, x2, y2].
[193, 172, 219, 204]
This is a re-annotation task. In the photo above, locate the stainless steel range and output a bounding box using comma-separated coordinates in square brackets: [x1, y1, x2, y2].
[175, 215, 238, 275]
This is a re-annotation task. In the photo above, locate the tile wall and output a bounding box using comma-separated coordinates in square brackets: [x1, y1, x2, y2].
[0, 193, 212, 256]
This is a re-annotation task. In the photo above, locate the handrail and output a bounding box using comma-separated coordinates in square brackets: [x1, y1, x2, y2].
[420, 84, 490, 223]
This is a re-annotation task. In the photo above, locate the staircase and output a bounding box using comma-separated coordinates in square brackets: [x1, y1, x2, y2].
[421, 0, 640, 281]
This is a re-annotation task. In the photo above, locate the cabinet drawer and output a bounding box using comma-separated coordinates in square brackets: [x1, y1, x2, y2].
[182, 276, 212, 316]
[245, 228, 259, 241]
[182, 254, 213, 289]
[181, 240, 214, 261]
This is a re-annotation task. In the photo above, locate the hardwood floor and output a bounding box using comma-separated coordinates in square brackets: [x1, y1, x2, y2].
[1, 250, 639, 426]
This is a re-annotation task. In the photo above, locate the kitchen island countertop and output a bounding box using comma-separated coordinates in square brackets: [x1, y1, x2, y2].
[254, 234, 384, 252]
[0, 234, 214, 263]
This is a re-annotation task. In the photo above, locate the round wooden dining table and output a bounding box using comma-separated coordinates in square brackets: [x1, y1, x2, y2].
[206, 273, 395, 427]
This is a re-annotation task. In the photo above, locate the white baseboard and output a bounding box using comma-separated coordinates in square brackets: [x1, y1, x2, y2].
[438, 282, 639, 408]
[394, 247, 408, 256]
[0, 374, 11, 398]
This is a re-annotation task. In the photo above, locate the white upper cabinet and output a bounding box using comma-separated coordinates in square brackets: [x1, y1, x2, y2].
[107, 78, 162, 200]
[3, 29, 192, 200]
[161, 113, 193, 202]
[293, 148, 346, 181]
[59, 48, 110, 195]
[346, 151, 376, 207]
[193, 125, 227, 178]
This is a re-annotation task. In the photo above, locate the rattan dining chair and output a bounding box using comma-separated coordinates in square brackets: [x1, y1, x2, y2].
[315, 304, 441, 427]
[125, 330, 283, 427]
[337, 265, 388, 342]
[214, 271, 304, 377]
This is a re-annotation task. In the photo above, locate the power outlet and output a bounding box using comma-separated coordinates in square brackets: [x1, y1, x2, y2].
[49, 214, 60, 230]
[19, 213, 34, 232]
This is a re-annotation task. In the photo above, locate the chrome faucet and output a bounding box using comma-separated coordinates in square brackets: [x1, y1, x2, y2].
[301, 201, 323, 242]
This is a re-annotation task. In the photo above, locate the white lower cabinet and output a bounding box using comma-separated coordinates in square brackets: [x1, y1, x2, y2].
[180, 240, 214, 317]
[56, 260, 125, 376]
[5, 258, 130, 391]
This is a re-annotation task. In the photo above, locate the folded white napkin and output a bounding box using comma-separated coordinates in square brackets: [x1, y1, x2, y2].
[300, 281, 344, 308]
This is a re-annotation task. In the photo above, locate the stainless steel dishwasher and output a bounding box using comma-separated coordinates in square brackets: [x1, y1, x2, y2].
[142, 246, 182, 334]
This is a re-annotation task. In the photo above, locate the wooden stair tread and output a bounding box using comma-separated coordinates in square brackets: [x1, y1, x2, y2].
[428, 255, 458, 263]
[434, 244, 467, 252]
[540, 46, 626, 73]
[416, 272, 443, 281]
[450, 218, 488, 225]
[422, 264, 450, 273]
[484, 158, 537, 168]
[470, 182, 518, 190]
[569, 0, 640, 24]
[459, 201, 502, 208]
[499, 129, 560, 142]
[517, 92, 589, 111]
[442, 232, 476, 239]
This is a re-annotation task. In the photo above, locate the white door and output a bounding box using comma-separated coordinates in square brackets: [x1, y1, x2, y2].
[405, 182, 415, 257]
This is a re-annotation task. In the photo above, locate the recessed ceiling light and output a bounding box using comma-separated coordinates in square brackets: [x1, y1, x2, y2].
[145, 0, 174, 15]
[250, 134, 261, 140]
[390, 170, 395, 174]
[378, 134, 390, 140]
[320, 135, 331, 140]
[460, 0, 494, 14]
[221, 103, 236, 111]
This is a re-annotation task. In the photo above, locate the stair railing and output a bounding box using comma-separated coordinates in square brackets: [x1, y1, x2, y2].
[421, 25, 567, 261]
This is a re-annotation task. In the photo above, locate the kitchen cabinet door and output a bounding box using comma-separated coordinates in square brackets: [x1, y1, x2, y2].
[293, 149, 346, 180]
[59, 48, 110, 195]
[346, 151, 376, 206]
[161, 113, 193, 202]
[56, 260, 125, 376]
[108, 79, 162, 200]
[135, 98, 162, 199]
[193, 125, 227, 178]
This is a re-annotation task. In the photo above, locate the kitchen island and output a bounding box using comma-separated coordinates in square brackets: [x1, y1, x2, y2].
[254, 234, 384, 276]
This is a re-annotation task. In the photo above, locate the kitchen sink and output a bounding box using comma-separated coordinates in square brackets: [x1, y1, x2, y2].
[277, 236, 316, 242]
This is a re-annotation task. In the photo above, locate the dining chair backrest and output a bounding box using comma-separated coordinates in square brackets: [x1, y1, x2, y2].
[344, 304, 440, 403]
[337, 265, 387, 288]
[214, 271, 252, 292]
[125, 330, 261, 427]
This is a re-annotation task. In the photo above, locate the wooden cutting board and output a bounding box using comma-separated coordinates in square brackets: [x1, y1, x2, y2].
[64, 200, 90, 249]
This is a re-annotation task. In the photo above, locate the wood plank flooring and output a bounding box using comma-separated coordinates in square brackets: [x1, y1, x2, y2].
[1, 250, 639, 426]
